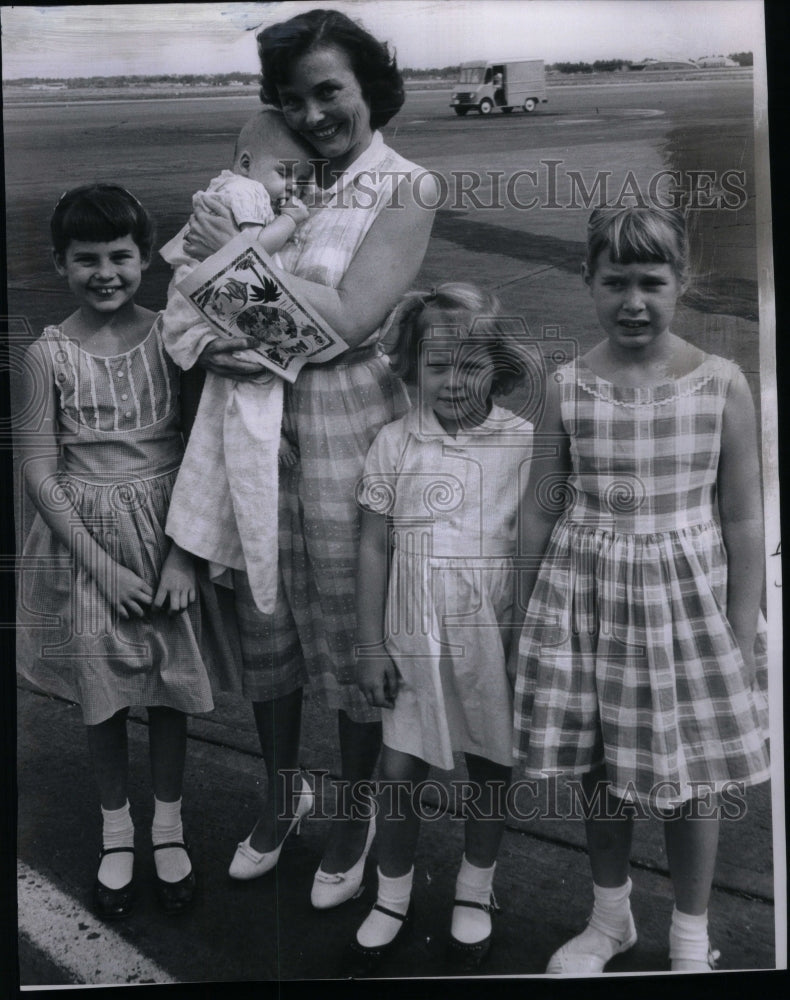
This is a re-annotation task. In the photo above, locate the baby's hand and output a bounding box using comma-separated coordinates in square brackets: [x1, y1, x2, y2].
[277, 195, 310, 226]
[153, 544, 197, 615]
[356, 653, 400, 709]
[96, 561, 153, 620]
[278, 435, 299, 468]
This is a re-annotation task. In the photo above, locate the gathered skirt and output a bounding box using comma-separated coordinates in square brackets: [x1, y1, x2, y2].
[512, 517, 770, 807]
[16, 469, 232, 725]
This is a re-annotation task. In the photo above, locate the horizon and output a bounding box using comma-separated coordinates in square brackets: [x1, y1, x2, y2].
[0, 2, 764, 81]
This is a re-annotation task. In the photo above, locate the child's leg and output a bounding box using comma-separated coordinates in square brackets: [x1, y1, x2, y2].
[86, 709, 134, 892]
[450, 755, 511, 953]
[664, 802, 720, 971]
[354, 747, 428, 950]
[546, 767, 637, 974]
[147, 707, 192, 884]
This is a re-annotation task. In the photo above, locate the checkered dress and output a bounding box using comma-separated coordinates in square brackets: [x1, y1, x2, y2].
[233, 133, 424, 720]
[512, 355, 770, 807]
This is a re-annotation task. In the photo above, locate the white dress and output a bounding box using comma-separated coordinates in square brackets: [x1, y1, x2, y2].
[359, 405, 533, 769]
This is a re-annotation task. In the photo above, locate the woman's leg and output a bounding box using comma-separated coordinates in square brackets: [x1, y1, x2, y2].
[664, 801, 720, 971]
[86, 709, 134, 892]
[319, 709, 381, 872]
[246, 687, 304, 852]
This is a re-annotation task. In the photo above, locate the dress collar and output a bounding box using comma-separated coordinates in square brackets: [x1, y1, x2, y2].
[405, 403, 530, 444]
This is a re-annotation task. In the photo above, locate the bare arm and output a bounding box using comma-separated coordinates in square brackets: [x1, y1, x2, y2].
[717, 369, 765, 682]
[355, 508, 399, 709]
[511, 376, 572, 633]
[18, 343, 152, 619]
[186, 174, 439, 350]
[267, 175, 438, 347]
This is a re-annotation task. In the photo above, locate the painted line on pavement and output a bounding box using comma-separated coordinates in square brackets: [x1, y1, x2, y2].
[17, 860, 176, 987]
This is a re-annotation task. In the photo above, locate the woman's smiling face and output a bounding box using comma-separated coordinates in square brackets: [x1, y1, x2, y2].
[277, 44, 373, 173]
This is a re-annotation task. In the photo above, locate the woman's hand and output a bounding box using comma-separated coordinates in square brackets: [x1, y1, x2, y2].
[183, 192, 241, 261]
[356, 652, 400, 709]
[96, 560, 153, 620]
[153, 544, 197, 615]
[197, 338, 270, 379]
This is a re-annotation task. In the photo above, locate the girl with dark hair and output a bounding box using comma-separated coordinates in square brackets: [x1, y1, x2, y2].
[18, 184, 221, 921]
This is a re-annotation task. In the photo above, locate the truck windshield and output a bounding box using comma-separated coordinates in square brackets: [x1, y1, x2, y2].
[457, 67, 484, 84]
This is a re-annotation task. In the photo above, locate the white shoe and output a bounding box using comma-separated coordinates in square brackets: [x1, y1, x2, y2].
[310, 816, 376, 909]
[546, 915, 637, 975]
[671, 947, 720, 972]
[228, 775, 313, 880]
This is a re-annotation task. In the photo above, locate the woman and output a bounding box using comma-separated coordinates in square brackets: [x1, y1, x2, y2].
[184, 8, 437, 908]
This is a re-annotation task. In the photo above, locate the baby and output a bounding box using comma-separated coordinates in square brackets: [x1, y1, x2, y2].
[160, 107, 313, 394]
[161, 110, 314, 617]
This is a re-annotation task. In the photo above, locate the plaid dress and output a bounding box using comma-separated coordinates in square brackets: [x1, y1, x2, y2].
[512, 355, 770, 807]
[233, 132, 425, 720]
[16, 320, 225, 725]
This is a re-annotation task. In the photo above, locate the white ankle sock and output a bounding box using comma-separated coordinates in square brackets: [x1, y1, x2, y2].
[152, 797, 191, 883]
[589, 878, 634, 940]
[451, 855, 496, 944]
[356, 867, 413, 948]
[98, 802, 134, 890]
[558, 878, 634, 965]
[670, 907, 711, 971]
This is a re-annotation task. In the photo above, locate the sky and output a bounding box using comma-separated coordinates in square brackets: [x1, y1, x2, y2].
[0, 1, 765, 80]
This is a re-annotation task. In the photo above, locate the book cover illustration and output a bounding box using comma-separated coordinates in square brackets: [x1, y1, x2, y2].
[176, 231, 348, 382]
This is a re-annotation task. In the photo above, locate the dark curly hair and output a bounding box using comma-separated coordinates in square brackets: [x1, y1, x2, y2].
[50, 184, 155, 260]
[385, 283, 528, 397]
[257, 8, 405, 130]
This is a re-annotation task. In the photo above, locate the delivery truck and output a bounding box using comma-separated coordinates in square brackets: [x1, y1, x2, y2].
[450, 59, 547, 116]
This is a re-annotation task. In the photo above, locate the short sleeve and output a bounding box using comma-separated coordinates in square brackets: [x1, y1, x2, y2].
[355, 420, 406, 515]
[206, 173, 277, 228]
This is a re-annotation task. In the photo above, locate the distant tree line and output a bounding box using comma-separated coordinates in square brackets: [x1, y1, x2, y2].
[7, 53, 752, 88]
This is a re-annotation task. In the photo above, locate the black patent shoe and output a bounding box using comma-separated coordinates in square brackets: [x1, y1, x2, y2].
[445, 896, 500, 974]
[153, 841, 196, 915]
[341, 902, 414, 978]
[92, 847, 135, 920]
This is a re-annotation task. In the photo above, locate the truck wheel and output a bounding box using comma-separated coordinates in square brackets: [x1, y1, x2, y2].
[501, 107, 513, 114]
[479, 98, 493, 115]
[454, 107, 468, 116]
[523, 98, 537, 113]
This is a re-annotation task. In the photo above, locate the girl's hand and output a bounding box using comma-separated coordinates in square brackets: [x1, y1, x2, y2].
[735, 634, 758, 687]
[183, 192, 240, 261]
[356, 653, 400, 709]
[198, 337, 269, 379]
[96, 562, 153, 620]
[153, 544, 197, 615]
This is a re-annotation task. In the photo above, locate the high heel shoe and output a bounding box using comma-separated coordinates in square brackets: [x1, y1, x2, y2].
[228, 774, 313, 880]
[311, 815, 376, 910]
